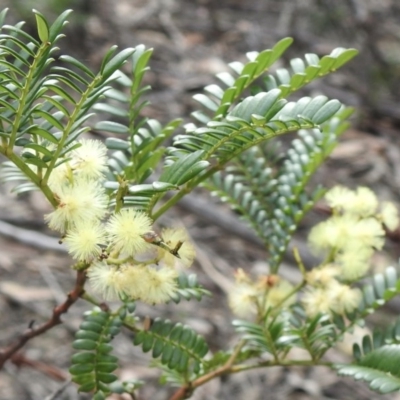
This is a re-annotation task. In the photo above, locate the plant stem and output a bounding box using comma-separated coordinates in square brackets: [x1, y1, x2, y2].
[169, 354, 332, 400]
[169, 340, 245, 400]
[151, 166, 219, 221]
[8, 42, 50, 150]
[1, 149, 57, 207]
[0, 270, 86, 369]
[43, 76, 101, 184]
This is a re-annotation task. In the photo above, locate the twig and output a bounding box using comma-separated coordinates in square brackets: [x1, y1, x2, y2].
[169, 340, 245, 400]
[0, 270, 86, 369]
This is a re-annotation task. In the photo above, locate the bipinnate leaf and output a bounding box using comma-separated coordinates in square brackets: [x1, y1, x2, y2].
[70, 308, 121, 396]
[335, 345, 400, 394]
[133, 318, 208, 372]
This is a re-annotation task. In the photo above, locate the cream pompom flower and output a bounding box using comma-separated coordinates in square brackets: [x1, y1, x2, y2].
[158, 228, 196, 268]
[325, 186, 356, 212]
[381, 202, 399, 231]
[308, 215, 354, 254]
[302, 282, 361, 318]
[70, 139, 108, 179]
[87, 262, 127, 301]
[302, 287, 333, 318]
[336, 247, 373, 281]
[306, 265, 339, 287]
[325, 186, 378, 217]
[327, 282, 361, 314]
[106, 208, 153, 256]
[48, 162, 71, 191]
[263, 279, 295, 311]
[108, 264, 178, 304]
[117, 264, 148, 299]
[45, 179, 108, 233]
[345, 217, 385, 251]
[137, 267, 178, 304]
[308, 214, 384, 257]
[64, 222, 106, 261]
[345, 187, 378, 217]
[228, 281, 260, 318]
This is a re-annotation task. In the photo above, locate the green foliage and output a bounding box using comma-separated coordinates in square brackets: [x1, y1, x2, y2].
[335, 345, 400, 394]
[70, 308, 121, 396]
[207, 107, 353, 271]
[133, 318, 209, 374]
[169, 273, 211, 303]
[336, 266, 400, 323]
[231, 266, 400, 372]
[262, 47, 358, 97]
[332, 268, 400, 394]
[0, 8, 134, 204]
[193, 37, 294, 121]
[233, 310, 338, 361]
[233, 317, 292, 356]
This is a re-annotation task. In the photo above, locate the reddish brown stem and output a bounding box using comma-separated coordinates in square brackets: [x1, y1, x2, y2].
[169, 342, 245, 400]
[0, 270, 86, 369]
[169, 364, 234, 400]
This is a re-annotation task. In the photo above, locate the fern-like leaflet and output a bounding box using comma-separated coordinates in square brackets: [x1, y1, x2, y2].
[133, 318, 208, 374]
[0, 9, 135, 207]
[70, 308, 122, 397]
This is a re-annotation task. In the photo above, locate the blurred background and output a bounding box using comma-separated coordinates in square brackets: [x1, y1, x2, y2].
[0, 1, 400, 399]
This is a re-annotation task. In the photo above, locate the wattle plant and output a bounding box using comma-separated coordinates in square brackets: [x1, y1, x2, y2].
[1, 8, 400, 400]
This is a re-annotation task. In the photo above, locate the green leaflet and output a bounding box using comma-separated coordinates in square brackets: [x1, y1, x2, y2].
[70, 308, 121, 397]
[335, 345, 400, 394]
[133, 318, 208, 373]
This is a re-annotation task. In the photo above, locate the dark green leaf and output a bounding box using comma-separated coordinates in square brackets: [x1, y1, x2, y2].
[101, 47, 136, 81]
[105, 137, 130, 150]
[59, 55, 95, 78]
[33, 10, 49, 43]
[71, 352, 96, 364]
[76, 380, 96, 392]
[161, 343, 174, 364]
[96, 362, 118, 373]
[73, 339, 97, 351]
[69, 363, 94, 375]
[33, 109, 64, 130]
[48, 9, 73, 42]
[97, 372, 118, 384]
[168, 347, 182, 369]
[312, 99, 341, 124]
[95, 121, 129, 134]
[97, 343, 113, 354]
[80, 321, 103, 333]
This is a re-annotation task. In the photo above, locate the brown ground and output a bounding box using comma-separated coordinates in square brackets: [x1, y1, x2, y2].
[1, 1, 400, 399]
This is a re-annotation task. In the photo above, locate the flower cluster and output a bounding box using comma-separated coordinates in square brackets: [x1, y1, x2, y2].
[308, 186, 399, 281]
[45, 139, 109, 234]
[302, 185, 399, 317]
[228, 186, 399, 321]
[44, 139, 196, 305]
[87, 261, 180, 304]
[228, 269, 294, 318]
[302, 265, 361, 317]
[86, 220, 195, 304]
